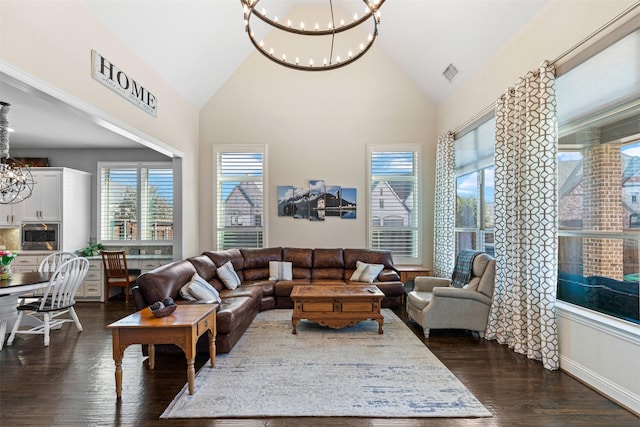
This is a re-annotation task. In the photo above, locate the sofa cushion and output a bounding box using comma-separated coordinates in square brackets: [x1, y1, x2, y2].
[241, 247, 283, 269]
[136, 260, 197, 304]
[344, 249, 395, 270]
[269, 261, 292, 280]
[350, 261, 384, 283]
[204, 249, 245, 281]
[274, 279, 312, 297]
[313, 248, 345, 268]
[216, 296, 257, 335]
[187, 254, 224, 290]
[217, 261, 241, 289]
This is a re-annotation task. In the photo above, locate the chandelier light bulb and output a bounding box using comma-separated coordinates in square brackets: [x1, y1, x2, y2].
[340, 19, 345, 26]
[261, 7, 266, 15]
[323, 58, 328, 66]
[274, 16, 279, 22]
[354, 14, 358, 21]
[348, 50, 353, 58]
[259, 39, 264, 47]
[359, 42, 365, 50]
[315, 23, 319, 31]
[287, 19, 291, 27]
[309, 59, 314, 66]
[328, 22, 333, 29]
[282, 53, 287, 61]
[336, 56, 341, 63]
[295, 56, 300, 65]
[269, 47, 274, 55]
[300, 21, 305, 30]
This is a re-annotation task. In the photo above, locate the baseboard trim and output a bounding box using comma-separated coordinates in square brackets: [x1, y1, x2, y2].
[557, 303, 640, 416]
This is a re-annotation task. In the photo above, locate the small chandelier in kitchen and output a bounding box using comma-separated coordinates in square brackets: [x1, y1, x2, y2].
[0, 101, 34, 204]
[241, 0, 386, 71]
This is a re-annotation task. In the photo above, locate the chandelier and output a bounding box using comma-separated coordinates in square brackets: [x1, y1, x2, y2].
[241, 0, 386, 71]
[0, 102, 34, 204]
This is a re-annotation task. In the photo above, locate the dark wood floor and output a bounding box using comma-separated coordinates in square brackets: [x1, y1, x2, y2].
[1, 300, 637, 427]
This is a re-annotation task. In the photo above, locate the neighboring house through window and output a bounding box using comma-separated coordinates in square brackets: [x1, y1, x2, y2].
[98, 162, 174, 243]
[214, 146, 265, 250]
[367, 145, 421, 264]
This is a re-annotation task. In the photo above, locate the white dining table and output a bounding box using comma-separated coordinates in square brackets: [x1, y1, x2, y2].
[0, 272, 52, 351]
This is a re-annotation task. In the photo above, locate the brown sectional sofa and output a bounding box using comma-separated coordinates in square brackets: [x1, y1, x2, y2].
[132, 247, 404, 354]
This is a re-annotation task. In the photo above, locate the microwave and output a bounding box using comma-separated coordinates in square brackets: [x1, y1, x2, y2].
[21, 223, 60, 251]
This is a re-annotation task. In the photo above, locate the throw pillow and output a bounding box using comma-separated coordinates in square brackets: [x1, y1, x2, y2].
[179, 283, 197, 301]
[350, 260, 384, 283]
[184, 272, 221, 302]
[269, 261, 293, 280]
[217, 261, 241, 289]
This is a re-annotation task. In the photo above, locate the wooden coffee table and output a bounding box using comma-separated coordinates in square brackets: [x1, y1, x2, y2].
[107, 303, 217, 398]
[291, 285, 384, 334]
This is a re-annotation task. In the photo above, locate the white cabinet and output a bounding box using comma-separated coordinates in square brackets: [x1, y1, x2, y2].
[0, 204, 23, 226]
[19, 168, 91, 252]
[21, 171, 62, 222]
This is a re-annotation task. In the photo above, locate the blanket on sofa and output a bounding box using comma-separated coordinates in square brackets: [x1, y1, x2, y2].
[451, 249, 482, 288]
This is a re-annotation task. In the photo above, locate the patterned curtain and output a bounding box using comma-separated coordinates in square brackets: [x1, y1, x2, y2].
[486, 61, 559, 370]
[433, 131, 456, 278]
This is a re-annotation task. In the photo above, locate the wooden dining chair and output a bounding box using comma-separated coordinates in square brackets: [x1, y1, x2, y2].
[101, 251, 138, 303]
[7, 257, 89, 347]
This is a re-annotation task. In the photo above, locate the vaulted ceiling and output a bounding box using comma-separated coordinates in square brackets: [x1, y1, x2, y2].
[3, 0, 551, 149]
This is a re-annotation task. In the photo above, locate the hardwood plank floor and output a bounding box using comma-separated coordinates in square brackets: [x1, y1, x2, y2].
[1, 301, 637, 426]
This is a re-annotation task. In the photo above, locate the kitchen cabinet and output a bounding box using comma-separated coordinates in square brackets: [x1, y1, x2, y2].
[21, 170, 62, 222]
[0, 204, 24, 226]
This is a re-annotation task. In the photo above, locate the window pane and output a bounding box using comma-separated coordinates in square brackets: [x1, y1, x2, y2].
[558, 152, 584, 230]
[141, 168, 174, 240]
[216, 151, 264, 250]
[558, 235, 639, 324]
[101, 168, 137, 241]
[456, 172, 478, 228]
[483, 167, 495, 229]
[455, 231, 477, 253]
[369, 150, 420, 261]
[99, 164, 174, 242]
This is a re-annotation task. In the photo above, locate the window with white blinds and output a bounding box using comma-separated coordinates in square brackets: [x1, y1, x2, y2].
[214, 147, 265, 250]
[367, 146, 421, 264]
[98, 162, 174, 242]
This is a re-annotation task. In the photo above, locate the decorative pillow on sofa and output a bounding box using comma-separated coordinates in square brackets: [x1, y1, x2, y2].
[350, 261, 384, 283]
[217, 261, 241, 289]
[269, 261, 292, 280]
[181, 272, 221, 303]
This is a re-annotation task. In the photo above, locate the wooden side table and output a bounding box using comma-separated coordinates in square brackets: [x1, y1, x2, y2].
[107, 303, 217, 399]
[396, 266, 432, 304]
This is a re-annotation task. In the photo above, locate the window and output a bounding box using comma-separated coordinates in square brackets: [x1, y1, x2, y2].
[454, 118, 495, 257]
[556, 27, 640, 324]
[98, 162, 173, 243]
[214, 147, 265, 250]
[367, 145, 421, 264]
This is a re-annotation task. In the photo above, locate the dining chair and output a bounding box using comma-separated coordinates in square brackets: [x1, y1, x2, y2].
[7, 257, 89, 347]
[16, 252, 79, 305]
[101, 251, 139, 304]
[38, 251, 78, 273]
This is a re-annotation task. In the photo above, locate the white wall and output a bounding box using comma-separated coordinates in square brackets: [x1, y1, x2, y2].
[437, 0, 640, 415]
[199, 42, 437, 263]
[0, 0, 201, 257]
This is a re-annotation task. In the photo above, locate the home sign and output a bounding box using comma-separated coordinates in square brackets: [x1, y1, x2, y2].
[91, 50, 157, 117]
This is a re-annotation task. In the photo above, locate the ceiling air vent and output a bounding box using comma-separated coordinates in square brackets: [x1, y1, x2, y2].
[443, 63, 459, 83]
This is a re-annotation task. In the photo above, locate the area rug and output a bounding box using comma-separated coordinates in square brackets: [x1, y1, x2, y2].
[161, 309, 492, 419]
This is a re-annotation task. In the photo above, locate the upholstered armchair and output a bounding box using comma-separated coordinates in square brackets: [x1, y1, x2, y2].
[406, 252, 495, 338]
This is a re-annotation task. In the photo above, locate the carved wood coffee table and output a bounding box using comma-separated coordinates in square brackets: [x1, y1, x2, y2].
[107, 303, 217, 399]
[291, 285, 384, 334]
